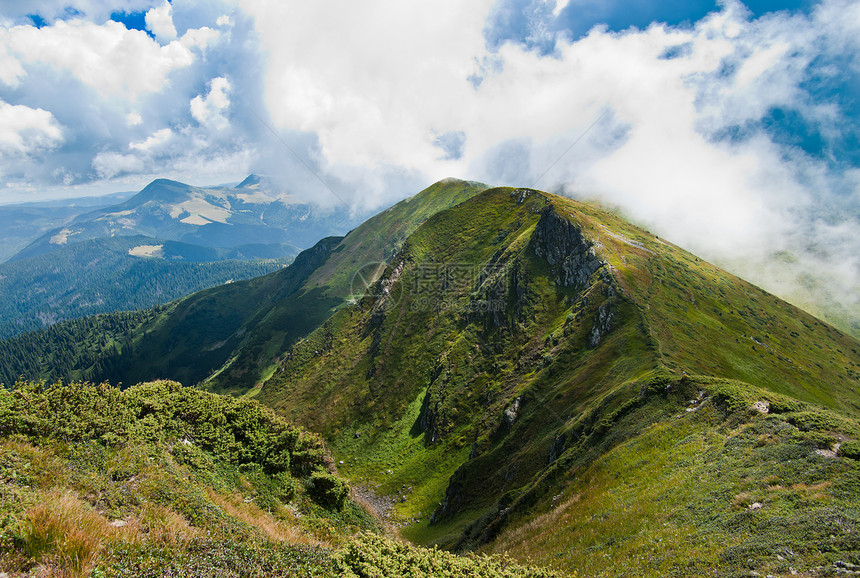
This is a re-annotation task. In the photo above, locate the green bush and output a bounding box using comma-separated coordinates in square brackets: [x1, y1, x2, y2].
[335, 532, 565, 577]
[0, 380, 344, 520]
[308, 471, 349, 510]
[839, 440, 860, 460]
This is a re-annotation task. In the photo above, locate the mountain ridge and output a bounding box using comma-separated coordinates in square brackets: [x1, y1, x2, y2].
[254, 185, 860, 574]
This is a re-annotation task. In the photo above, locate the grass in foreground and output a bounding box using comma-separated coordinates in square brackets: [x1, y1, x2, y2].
[0, 380, 568, 577]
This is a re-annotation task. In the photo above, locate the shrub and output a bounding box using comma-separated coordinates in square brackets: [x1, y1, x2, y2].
[839, 440, 860, 460]
[308, 471, 349, 510]
[335, 532, 566, 577]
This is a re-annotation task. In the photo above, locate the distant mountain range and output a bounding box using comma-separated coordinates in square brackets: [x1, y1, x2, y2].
[9, 175, 361, 262]
[0, 190, 134, 263]
[0, 175, 369, 338]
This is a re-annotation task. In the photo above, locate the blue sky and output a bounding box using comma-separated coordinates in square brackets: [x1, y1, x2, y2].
[0, 0, 858, 316]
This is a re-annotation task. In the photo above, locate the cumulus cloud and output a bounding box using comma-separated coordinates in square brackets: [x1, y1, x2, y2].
[129, 127, 174, 152]
[240, 0, 494, 185]
[126, 111, 143, 126]
[0, 41, 25, 87]
[190, 76, 231, 129]
[0, 2, 246, 200]
[0, 99, 63, 155]
[92, 151, 146, 179]
[2, 19, 194, 99]
[93, 128, 174, 178]
[145, 0, 178, 41]
[178, 26, 220, 51]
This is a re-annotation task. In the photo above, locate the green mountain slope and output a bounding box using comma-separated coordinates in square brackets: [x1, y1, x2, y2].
[256, 186, 860, 575]
[0, 179, 488, 393]
[0, 380, 561, 577]
[302, 177, 490, 300]
[0, 237, 341, 389]
[0, 235, 294, 339]
[480, 375, 860, 576]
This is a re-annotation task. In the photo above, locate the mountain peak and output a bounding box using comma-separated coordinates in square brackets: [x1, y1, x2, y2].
[235, 174, 263, 189]
[128, 178, 196, 207]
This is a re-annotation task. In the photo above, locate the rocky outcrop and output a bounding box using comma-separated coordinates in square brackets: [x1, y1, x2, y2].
[370, 259, 406, 314]
[419, 391, 444, 444]
[430, 480, 465, 524]
[589, 301, 613, 348]
[503, 397, 522, 429]
[419, 356, 450, 443]
[533, 207, 604, 289]
[549, 433, 567, 463]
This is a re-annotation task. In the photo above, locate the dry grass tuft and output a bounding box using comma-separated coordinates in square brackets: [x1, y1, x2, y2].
[23, 491, 112, 577]
[18, 490, 204, 576]
[136, 503, 199, 547]
[206, 489, 322, 546]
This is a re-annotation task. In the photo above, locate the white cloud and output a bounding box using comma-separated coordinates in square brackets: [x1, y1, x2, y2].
[2, 19, 194, 99]
[93, 127, 174, 178]
[813, 0, 860, 56]
[0, 40, 25, 86]
[216, 15, 233, 27]
[145, 0, 178, 42]
[552, 0, 571, 17]
[92, 151, 146, 179]
[0, 99, 63, 155]
[126, 111, 143, 126]
[190, 76, 231, 129]
[129, 127, 174, 152]
[241, 0, 495, 179]
[179, 26, 221, 51]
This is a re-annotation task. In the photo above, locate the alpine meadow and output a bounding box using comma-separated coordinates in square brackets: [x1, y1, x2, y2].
[3, 1, 860, 576]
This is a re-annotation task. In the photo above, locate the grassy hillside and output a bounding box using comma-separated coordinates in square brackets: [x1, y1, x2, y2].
[480, 375, 860, 576]
[0, 236, 342, 389]
[0, 380, 563, 577]
[5, 181, 859, 574]
[0, 178, 487, 394]
[0, 235, 294, 339]
[258, 186, 860, 574]
[545, 193, 860, 412]
[303, 177, 489, 300]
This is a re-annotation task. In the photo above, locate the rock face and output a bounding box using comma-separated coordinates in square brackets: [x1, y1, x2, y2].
[503, 397, 522, 429]
[549, 434, 567, 463]
[533, 207, 604, 289]
[420, 392, 444, 444]
[419, 357, 451, 444]
[430, 480, 465, 524]
[589, 302, 613, 348]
